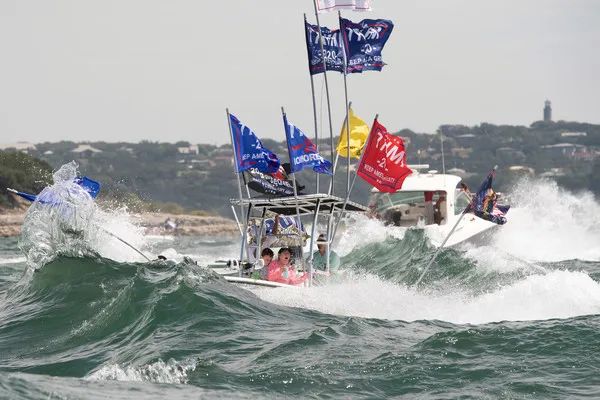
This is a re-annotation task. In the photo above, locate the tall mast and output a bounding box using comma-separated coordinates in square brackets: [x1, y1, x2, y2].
[339, 10, 351, 197]
[304, 13, 321, 193]
[311, 0, 336, 195]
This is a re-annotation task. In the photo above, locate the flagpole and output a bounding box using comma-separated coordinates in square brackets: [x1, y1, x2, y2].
[328, 153, 340, 195]
[226, 108, 246, 235]
[339, 11, 351, 197]
[413, 211, 467, 287]
[331, 113, 378, 242]
[414, 166, 498, 286]
[328, 100, 350, 195]
[304, 13, 320, 194]
[281, 107, 303, 241]
[312, 0, 336, 196]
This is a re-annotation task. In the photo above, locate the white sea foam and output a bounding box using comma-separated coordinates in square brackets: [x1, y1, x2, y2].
[256, 270, 600, 324]
[86, 359, 196, 384]
[333, 213, 406, 257]
[92, 207, 150, 263]
[0, 256, 26, 265]
[492, 178, 600, 262]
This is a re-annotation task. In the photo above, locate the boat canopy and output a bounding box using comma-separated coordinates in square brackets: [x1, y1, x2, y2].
[231, 193, 368, 216]
[370, 172, 462, 193]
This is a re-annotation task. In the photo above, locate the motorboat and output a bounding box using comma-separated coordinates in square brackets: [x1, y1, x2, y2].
[210, 193, 368, 288]
[367, 166, 501, 248]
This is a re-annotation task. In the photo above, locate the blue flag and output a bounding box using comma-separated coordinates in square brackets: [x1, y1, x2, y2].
[340, 18, 394, 73]
[305, 21, 345, 75]
[230, 113, 281, 174]
[283, 115, 332, 175]
[465, 169, 510, 225]
[10, 176, 101, 204]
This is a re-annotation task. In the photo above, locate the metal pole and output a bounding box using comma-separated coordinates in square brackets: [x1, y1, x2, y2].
[339, 11, 351, 196]
[239, 203, 253, 276]
[308, 198, 321, 286]
[331, 114, 378, 242]
[255, 207, 267, 263]
[331, 172, 358, 242]
[312, 0, 336, 195]
[226, 108, 246, 221]
[325, 208, 333, 273]
[328, 153, 340, 195]
[304, 13, 320, 194]
[414, 211, 467, 287]
[440, 129, 446, 175]
[99, 226, 152, 262]
[230, 204, 243, 235]
[282, 106, 304, 267]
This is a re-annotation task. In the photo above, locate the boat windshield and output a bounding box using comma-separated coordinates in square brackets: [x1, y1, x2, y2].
[454, 190, 471, 215]
[368, 190, 446, 226]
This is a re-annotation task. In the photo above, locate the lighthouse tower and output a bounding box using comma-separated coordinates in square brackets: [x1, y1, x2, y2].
[543, 100, 552, 122]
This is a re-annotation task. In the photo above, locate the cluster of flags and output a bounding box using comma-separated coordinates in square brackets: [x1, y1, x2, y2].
[305, 17, 393, 75]
[229, 112, 333, 181]
[227, 0, 509, 226]
[229, 107, 411, 195]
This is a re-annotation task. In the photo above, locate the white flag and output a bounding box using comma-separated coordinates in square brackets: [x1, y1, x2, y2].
[316, 0, 372, 13]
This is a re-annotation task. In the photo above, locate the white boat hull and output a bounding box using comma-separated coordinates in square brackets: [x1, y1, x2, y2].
[425, 213, 498, 248]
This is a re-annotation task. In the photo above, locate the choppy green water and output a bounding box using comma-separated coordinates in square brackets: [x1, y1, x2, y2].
[1, 180, 600, 399]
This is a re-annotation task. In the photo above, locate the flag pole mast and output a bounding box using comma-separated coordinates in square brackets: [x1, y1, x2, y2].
[331, 113, 378, 243]
[328, 100, 351, 195]
[312, 0, 336, 196]
[304, 13, 321, 194]
[281, 107, 303, 239]
[413, 211, 467, 287]
[226, 108, 246, 236]
[339, 10, 351, 197]
[414, 166, 497, 286]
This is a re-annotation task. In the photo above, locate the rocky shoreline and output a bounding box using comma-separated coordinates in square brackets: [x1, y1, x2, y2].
[0, 209, 239, 238]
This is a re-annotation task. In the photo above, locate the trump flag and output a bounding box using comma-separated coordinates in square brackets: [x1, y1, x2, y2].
[284, 115, 333, 175]
[340, 17, 394, 73]
[316, 0, 372, 13]
[357, 119, 411, 192]
[229, 113, 281, 174]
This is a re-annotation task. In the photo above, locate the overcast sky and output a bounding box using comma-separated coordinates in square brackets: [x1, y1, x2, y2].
[1, 0, 599, 145]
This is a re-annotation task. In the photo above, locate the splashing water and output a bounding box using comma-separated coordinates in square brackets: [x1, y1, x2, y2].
[18, 162, 150, 269]
[19, 162, 99, 269]
[492, 178, 600, 262]
[256, 270, 600, 324]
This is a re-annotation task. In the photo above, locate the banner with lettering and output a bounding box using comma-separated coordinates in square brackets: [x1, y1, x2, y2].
[340, 17, 394, 73]
[357, 119, 411, 192]
[243, 168, 298, 197]
[229, 113, 281, 174]
[305, 21, 344, 75]
[316, 0, 372, 13]
[283, 115, 333, 175]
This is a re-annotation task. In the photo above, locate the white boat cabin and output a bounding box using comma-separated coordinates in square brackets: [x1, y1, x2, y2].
[368, 170, 471, 228]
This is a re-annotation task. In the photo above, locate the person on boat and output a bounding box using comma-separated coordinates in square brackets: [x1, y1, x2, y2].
[311, 234, 340, 274]
[261, 247, 274, 266]
[266, 247, 307, 285]
[434, 191, 447, 225]
[424, 191, 435, 225]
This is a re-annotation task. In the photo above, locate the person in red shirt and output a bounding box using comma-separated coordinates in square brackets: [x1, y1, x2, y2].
[266, 248, 307, 286]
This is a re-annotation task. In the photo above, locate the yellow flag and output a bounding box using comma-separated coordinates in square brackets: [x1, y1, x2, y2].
[336, 108, 369, 159]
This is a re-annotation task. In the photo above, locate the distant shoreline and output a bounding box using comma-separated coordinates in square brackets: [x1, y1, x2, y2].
[0, 208, 239, 238]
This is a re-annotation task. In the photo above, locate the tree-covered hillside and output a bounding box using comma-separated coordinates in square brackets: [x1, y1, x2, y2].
[2, 119, 598, 215]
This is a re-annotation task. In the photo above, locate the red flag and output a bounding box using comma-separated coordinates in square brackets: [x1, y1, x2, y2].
[357, 119, 412, 193]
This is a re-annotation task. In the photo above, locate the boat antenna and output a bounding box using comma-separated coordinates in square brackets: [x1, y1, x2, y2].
[439, 128, 446, 175]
